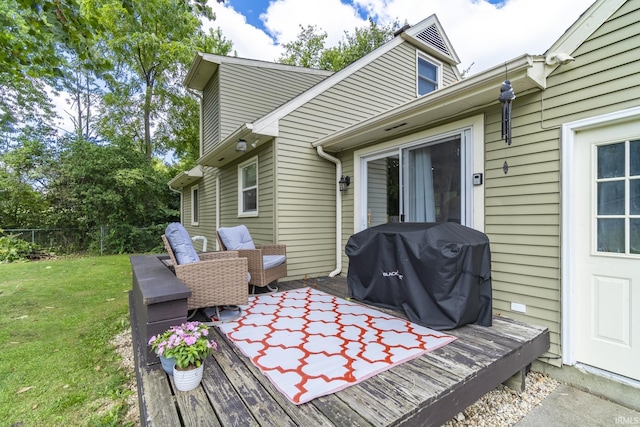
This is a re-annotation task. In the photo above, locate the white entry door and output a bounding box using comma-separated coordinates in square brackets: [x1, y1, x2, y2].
[572, 119, 640, 381]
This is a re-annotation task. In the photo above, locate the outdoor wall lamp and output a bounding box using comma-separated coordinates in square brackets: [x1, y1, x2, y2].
[339, 175, 351, 192]
[236, 139, 247, 152]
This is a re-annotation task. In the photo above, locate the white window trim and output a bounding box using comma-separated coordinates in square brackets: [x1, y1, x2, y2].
[191, 185, 199, 226]
[353, 115, 485, 234]
[416, 51, 443, 97]
[238, 156, 259, 217]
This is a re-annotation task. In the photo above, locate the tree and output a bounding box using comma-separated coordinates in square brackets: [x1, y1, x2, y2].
[1, 0, 98, 142]
[279, 25, 328, 69]
[279, 19, 400, 72]
[1, 0, 95, 80]
[323, 19, 400, 71]
[0, 132, 56, 228]
[84, 0, 233, 159]
[45, 138, 177, 228]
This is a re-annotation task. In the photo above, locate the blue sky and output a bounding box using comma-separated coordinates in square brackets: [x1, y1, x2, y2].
[208, 0, 596, 75]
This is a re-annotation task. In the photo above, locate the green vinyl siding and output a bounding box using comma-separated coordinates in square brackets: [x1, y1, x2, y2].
[218, 63, 329, 141]
[217, 142, 276, 245]
[202, 73, 220, 155]
[183, 174, 218, 250]
[484, 1, 640, 363]
[202, 63, 329, 154]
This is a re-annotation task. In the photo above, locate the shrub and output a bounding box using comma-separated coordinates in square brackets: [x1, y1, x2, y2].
[0, 230, 39, 262]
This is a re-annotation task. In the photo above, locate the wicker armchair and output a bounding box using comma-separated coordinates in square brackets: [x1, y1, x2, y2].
[161, 234, 248, 318]
[216, 225, 287, 293]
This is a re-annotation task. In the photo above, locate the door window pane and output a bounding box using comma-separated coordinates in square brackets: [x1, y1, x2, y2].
[597, 143, 625, 178]
[597, 181, 625, 215]
[630, 140, 640, 176]
[631, 219, 640, 254]
[597, 219, 625, 253]
[631, 179, 640, 215]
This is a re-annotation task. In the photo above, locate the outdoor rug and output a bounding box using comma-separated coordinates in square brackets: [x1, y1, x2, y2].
[217, 287, 456, 404]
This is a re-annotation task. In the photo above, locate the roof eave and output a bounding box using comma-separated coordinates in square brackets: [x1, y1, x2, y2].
[197, 123, 278, 168]
[313, 54, 546, 151]
[168, 165, 204, 189]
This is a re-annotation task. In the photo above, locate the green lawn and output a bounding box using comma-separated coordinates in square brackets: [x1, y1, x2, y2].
[0, 255, 134, 426]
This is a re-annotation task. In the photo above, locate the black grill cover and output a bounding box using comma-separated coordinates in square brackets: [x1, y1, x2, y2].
[345, 222, 492, 330]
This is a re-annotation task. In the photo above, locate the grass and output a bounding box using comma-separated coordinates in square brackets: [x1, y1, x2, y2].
[0, 255, 134, 427]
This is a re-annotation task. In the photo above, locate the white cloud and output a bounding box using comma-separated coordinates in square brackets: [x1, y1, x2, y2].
[205, 3, 281, 61]
[260, 0, 367, 47]
[209, 0, 596, 75]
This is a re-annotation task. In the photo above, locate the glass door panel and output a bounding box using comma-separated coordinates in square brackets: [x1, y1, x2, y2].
[404, 135, 462, 223]
[365, 155, 399, 228]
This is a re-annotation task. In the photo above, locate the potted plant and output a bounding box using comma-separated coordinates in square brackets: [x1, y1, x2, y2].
[149, 329, 177, 375]
[149, 321, 218, 391]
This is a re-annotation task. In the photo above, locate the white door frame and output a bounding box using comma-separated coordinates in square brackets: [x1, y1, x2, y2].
[561, 106, 640, 367]
[353, 115, 485, 234]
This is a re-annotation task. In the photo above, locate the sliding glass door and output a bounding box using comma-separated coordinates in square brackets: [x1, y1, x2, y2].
[360, 130, 471, 230]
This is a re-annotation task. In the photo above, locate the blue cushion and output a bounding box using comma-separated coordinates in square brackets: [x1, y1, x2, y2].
[218, 225, 255, 250]
[263, 255, 286, 270]
[165, 223, 200, 265]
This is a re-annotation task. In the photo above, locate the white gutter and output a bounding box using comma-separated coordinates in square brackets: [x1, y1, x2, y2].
[315, 146, 343, 277]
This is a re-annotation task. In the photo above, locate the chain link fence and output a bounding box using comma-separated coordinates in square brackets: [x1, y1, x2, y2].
[1, 225, 166, 255]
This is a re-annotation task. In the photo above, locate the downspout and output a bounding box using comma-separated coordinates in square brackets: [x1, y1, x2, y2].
[215, 171, 220, 250]
[315, 146, 342, 277]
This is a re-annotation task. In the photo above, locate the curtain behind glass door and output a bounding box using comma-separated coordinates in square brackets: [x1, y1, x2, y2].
[404, 135, 462, 223]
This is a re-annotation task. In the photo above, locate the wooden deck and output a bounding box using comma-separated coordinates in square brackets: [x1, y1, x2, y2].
[130, 275, 549, 427]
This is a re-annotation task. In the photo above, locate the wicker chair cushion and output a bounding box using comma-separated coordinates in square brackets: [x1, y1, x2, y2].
[165, 222, 200, 265]
[264, 255, 286, 269]
[218, 225, 256, 250]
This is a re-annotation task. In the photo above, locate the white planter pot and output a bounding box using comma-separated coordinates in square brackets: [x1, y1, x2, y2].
[173, 363, 204, 391]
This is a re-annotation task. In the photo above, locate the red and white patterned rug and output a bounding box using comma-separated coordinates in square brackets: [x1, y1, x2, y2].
[217, 287, 456, 404]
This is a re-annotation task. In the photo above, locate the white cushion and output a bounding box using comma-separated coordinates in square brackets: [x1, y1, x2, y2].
[165, 223, 200, 265]
[263, 255, 286, 270]
[218, 225, 256, 250]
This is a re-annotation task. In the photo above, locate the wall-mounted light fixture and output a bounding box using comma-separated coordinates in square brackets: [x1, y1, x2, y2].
[235, 139, 247, 152]
[339, 175, 351, 192]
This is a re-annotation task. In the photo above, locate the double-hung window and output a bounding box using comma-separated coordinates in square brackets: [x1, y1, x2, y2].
[417, 54, 439, 96]
[238, 156, 258, 216]
[191, 185, 199, 225]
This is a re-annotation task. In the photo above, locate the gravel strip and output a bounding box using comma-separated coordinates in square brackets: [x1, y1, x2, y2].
[111, 328, 140, 427]
[112, 327, 558, 427]
[444, 370, 560, 426]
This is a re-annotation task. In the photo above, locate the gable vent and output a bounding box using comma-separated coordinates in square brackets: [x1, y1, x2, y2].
[414, 24, 450, 56]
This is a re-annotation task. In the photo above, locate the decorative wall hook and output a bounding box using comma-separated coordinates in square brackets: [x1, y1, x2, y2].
[499, 80, 515, 145]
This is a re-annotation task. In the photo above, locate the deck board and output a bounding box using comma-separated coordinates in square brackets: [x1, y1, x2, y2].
[131, 276, 550, 427]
